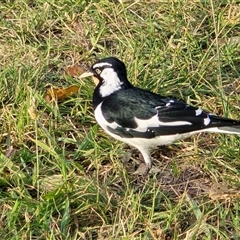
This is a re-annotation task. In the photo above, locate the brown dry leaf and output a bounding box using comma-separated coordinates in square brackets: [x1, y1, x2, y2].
[65, 65, 86, 78]
[45, 85, 79, 103]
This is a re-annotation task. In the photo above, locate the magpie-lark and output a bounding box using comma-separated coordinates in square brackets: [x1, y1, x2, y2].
[80, 57, 240, 174]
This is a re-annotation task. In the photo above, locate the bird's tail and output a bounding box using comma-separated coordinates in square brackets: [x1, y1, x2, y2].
[207, 115, 240, 135]
[215, 126, 240, 134]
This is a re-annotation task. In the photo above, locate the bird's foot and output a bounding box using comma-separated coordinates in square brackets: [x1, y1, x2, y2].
[133, 163, 151, 175]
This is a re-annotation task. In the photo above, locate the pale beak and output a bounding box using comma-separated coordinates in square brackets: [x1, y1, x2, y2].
[79, 71, 94, 79]
[79, 70, 100, 86]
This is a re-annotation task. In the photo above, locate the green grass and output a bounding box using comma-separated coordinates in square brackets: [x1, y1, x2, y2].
[1, 0, 240, 239]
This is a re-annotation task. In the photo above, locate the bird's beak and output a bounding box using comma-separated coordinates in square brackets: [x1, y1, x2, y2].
[79, 71, 94, 79]
[79, 70, 99, 86]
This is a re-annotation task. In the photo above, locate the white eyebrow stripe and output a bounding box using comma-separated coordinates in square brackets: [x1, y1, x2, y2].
[93, 62, 112, 68]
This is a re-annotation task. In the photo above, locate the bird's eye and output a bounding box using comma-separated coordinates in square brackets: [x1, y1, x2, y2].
[95, 68, 101, 74]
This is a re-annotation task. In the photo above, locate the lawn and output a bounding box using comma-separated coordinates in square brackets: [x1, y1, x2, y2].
[1, 0, 240, 239]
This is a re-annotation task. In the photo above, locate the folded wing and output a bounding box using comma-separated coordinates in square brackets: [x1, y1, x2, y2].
[101, 88, 240, 138]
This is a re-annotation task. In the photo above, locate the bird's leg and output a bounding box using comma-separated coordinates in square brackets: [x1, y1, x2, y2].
[138, 152, 144, 162]
[133, 148, 152, 175]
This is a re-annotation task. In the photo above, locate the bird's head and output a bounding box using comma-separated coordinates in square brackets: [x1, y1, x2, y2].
[79, 57, 133, 98]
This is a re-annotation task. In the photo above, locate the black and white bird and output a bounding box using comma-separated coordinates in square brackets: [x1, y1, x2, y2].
[80, 57, 240, 174]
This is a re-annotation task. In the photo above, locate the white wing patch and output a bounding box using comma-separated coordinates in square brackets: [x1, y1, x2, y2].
[204, 116, 211, 126]
[195, 109, 203, 116]
[134, 114, 192, 132]
[99, 68, 123, 97]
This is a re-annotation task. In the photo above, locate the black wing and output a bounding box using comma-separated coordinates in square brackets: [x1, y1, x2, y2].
[101, 87, 240, 138]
